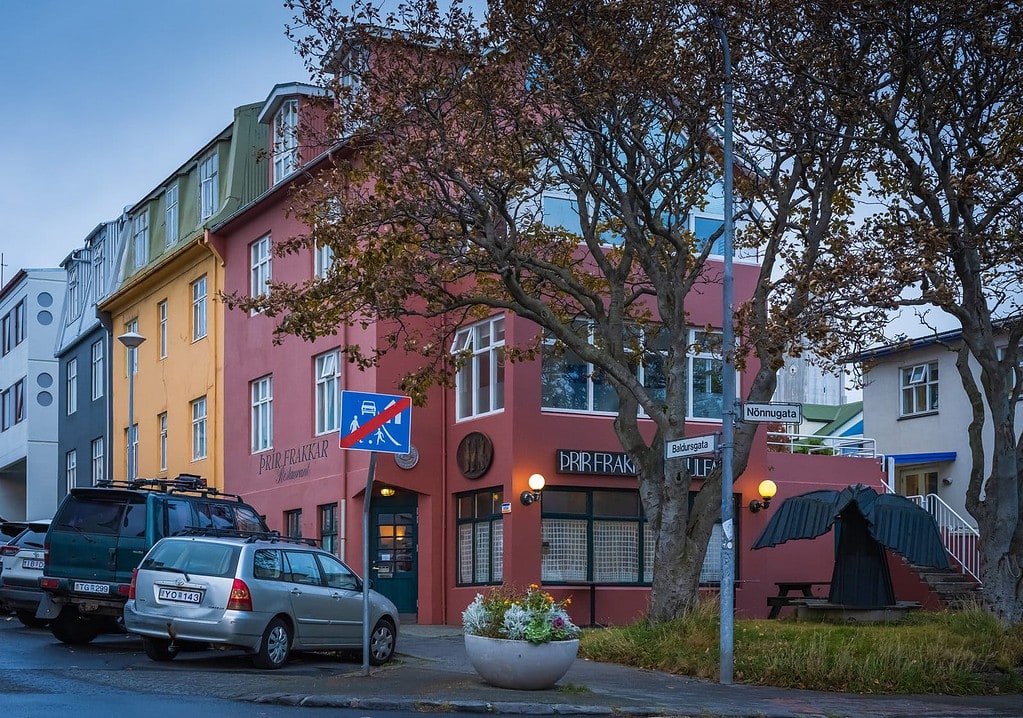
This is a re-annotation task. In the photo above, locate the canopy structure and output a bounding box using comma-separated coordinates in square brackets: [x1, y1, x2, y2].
[753, 484, 950, 608]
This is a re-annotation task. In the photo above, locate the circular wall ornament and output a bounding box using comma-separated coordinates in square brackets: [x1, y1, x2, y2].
[457, 431, 494, 479]
[37, 391, 53, 407]
[37, 292, 53, 307]
[395, 444, 420, 470]
[37, 372, 53, 388]
[37, 311, 53, 325]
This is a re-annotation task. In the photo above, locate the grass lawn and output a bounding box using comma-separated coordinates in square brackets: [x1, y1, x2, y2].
[578, 604, 1023, 694]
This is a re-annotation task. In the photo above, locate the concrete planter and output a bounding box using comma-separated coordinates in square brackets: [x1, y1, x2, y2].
[463, 634, 579, 690]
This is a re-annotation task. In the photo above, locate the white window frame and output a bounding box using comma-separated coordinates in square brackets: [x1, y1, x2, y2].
[133, 210, 149, 268]
[251, 375, 273, 453]
[314, 240, 334, 279]
[199, 151, 219, 221]
[66, 263, 81, 322]
[900, 361, 939, 416]
[66, 358, 78, 415]
[127, 423, 138, 481]
[250, 235, 272, 305]
[191, 275, 208, 341]
[91, 437, 104, 486]
[158, 300, 168, 358]
[165, 182, 179, 246]
[65, 450, 77, 494]
[191, 396, 208, 460]
[315, 350, 340, 435]
[451, 315, 505, 421]
[158, 412, 168, 472]
[125, 319, 139, 375]
[273, 98, 299, 184]
[90, 340, 104, 401]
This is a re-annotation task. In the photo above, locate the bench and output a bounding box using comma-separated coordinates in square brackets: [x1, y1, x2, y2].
[767, 581, 830, 618]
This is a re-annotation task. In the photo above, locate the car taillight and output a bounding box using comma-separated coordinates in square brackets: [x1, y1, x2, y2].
[227, 579, 252, 611]
[39, 577, 59, 590]
[128, 569, 137, 599]
[0, 545, 19, 557]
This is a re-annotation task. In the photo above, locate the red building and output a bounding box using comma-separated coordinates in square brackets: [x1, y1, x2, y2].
[209, 82, 922, 627]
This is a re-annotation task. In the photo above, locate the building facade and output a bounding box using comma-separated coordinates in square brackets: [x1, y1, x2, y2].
[55, 217, 129, 497]
[0, 268, 67, 519]
[99, 102, 270, 490]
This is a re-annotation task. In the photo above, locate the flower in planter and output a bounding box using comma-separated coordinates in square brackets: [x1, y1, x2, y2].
[463, 583, 581, 644]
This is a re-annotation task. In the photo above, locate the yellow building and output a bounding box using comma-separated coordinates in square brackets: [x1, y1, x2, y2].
[100, 103, 267, 490]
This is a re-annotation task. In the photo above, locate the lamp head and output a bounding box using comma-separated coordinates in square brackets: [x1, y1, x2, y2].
[750, 479, 778, 513]
[521, 473, 546, 506]
[118, 331, 146, 349]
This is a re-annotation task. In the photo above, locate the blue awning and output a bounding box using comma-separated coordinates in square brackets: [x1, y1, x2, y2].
[888, 452, 957, 465]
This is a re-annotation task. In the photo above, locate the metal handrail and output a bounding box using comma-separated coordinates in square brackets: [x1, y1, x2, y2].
[906, 493, 981, 582]
[765, 431, 877, 458]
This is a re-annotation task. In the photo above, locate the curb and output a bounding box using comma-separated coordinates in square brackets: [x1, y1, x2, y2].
[247, 693, 675, 715]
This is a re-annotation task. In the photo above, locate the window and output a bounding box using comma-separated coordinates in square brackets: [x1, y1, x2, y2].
[65, 450, 77, 494]
[66, 263, 81, 323]
[688, 330, 724, 420]
[14, 300, 25, 346]
[158, 412, 168, 472]
[199, 151, 219, 220]
[93, 242, 106, 295]
[315, 350, 340, 435]
[91, 437, 104, 485]
[314, 241, 334, 279]
[540, 325, 700, 417]
[251, 375, 273, 453]
[126, 424, 138, 481]
[191, 396, 207, 460]
[250, 235, 271, 301]
[125, 318, 139, 375]
[319, 503, 338, 555]
[132, 210, 149, 268]
[2, 301, 27, 355]
[272, 98, 299, 184]
[540, 488, 725, 585]
[456, 488, 503, 585]
[901, 361, 939, 416]
[165, 183, 179, 246]
[191, 275, 208, 341]
[158, 300, 168, 358]
[452, 315, 505, 420]
[91, 339, 104, 400]
[66, 358, 78, 415]
[284, 509, 302, 538]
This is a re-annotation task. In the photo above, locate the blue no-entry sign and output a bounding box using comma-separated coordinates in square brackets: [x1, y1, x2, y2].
[339, 391, 412, 454]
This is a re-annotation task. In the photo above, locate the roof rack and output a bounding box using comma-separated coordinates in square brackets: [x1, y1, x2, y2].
[175, 526, 319, 547]
[92, 474, 247, 502]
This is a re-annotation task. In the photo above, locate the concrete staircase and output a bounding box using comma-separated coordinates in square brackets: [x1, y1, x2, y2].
[912, 566, 982, 610]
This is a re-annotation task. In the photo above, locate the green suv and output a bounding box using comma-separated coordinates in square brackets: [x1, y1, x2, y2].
[38, 474, 268, 645]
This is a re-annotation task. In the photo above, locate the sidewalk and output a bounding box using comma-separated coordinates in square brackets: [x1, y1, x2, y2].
[244, 625, 1023, 717]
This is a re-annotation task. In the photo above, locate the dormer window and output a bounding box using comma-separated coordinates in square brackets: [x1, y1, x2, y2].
[133, 210, 149, 269]
[273, 99, 299, 184]
[199, 150, 219, 221]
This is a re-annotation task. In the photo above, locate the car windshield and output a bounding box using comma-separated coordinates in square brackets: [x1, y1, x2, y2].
[142, 540, 241, 578]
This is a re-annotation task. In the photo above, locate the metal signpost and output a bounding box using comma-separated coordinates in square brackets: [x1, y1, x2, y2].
[338, 390, 412, 675]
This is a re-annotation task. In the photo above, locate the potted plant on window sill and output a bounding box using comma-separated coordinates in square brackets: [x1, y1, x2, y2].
[461, 583, 581, 690]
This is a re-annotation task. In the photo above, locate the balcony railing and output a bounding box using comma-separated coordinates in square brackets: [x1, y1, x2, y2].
[766, 431, 877, 458]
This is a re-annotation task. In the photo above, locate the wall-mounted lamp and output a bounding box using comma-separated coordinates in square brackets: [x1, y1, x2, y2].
[380, 487, 396, 497]
[520, 473, 546, 506]
[749, 479, 777, 513]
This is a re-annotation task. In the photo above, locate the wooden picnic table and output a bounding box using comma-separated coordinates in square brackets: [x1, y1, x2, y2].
[767, 581, 831, 618]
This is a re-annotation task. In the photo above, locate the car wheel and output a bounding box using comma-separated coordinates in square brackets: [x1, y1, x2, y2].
[15, 609, 49, 628]
[367, 618, 397, 665]
[253, 617, 291, 669]
[49, 607, 100, 645]
[142, 636, 178, 662]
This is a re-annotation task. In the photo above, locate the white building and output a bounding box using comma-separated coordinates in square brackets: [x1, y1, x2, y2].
[0, 268, 67, 520]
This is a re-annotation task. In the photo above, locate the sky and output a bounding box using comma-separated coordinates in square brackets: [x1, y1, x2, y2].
[0, 0, 311, 284]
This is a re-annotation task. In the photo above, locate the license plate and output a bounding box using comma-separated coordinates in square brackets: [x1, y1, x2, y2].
[158, 587, 203, 604]
[73, 581, 110, 595]
[22, 559, 44, 570]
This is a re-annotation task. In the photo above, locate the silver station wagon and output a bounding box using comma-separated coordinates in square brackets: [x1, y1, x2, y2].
[124, 532, 399, 669]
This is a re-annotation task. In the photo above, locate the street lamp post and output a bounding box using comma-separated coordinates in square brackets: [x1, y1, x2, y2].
[118, 331, 145, 481]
